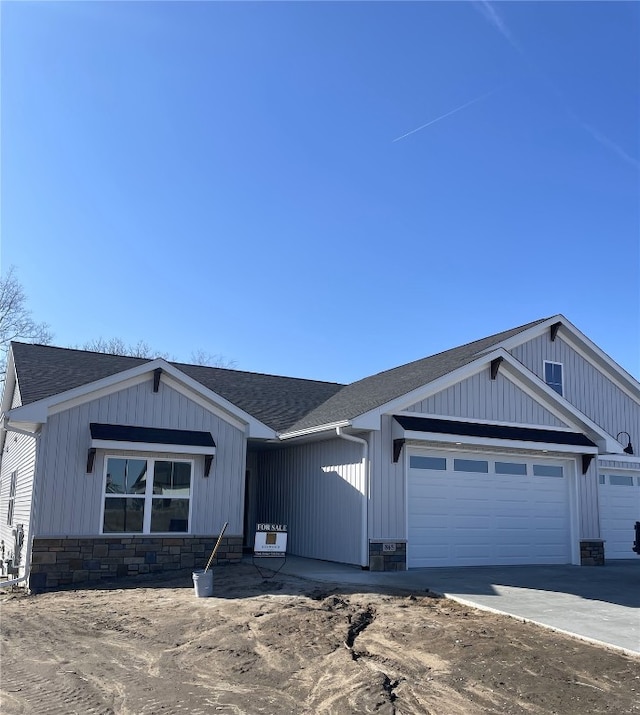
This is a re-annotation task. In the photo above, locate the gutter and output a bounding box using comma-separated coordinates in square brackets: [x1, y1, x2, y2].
[336, 427, 369, 568]
[278, 420, 351, 441]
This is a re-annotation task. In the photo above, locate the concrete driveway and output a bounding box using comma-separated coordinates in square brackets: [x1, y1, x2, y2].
[278, 557, 640, 655]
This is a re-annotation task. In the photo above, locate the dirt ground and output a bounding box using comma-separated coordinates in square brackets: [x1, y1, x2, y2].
[1, 562, 638, 715]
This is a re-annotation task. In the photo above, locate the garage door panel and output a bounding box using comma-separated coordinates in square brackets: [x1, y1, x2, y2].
[598, 474, 639, 559]
[408, 450, 572, 568]
[493, 516, 529, 529]
[496, 543, 532, 556]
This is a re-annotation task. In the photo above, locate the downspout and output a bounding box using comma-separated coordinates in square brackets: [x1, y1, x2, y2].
[336, 427, 369, 568]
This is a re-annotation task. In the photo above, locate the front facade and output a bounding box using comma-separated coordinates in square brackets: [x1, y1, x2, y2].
[1, 315, 639, 589]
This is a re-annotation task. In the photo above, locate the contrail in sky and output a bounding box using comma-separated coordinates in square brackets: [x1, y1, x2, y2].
[392, 87, 500, 143]
[580, 122, 640, 170]
[474, 0, 638, 170]
[474, 0, 524, 55]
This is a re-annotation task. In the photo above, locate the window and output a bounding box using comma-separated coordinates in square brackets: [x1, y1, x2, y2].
[533, 464, 564, 478]
[495, 461, 527, 475]
[454, 459, 488, 473]
[608, 475, 634, 487]
[409, 456, 447, 470]
[102, 457, 192, 534]
[6, 470, 17, 526]
[544, 361, 563, 396]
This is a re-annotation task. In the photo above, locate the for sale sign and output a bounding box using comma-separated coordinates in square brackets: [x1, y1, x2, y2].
[254, 523, 287, 557]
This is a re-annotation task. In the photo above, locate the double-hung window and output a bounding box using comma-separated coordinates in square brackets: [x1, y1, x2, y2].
[544, 361, 564, 396]
[102, 457, 192, 534]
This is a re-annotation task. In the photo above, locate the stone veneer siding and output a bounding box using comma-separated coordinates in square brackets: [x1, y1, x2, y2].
[580, 539, 605, 566]
[369, 541, 406, 571]
[29, 536, 243, 591]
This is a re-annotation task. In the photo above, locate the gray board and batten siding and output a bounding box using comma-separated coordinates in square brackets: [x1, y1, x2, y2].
[406, 367, 565, 427]
[34, 380, 246, 537]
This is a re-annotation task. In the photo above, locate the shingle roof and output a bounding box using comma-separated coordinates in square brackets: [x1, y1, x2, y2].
[9, 317, 550, 434]
[10, 342, 344, 433]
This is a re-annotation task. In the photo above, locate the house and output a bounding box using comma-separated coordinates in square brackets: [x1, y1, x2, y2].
[1, 315, 638, 590]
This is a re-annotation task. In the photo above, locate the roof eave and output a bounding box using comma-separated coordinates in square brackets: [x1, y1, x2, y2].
[7, 358, 277, 440]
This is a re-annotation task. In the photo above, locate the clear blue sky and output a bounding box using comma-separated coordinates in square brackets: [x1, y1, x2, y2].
[2, 1, 639, 382]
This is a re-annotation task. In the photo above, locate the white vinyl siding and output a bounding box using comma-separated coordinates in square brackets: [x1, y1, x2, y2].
[257, 438, 365, 565]
[34, 381, 246, 537]
[407, 449, 575, 568]
[0, 429, 37, 577]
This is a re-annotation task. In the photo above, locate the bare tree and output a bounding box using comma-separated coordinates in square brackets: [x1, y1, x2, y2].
[189, 349, 237, 369]
[78, 340, 235, 368]
[1, 267, 52, 378]
[80, 338, 167, 359]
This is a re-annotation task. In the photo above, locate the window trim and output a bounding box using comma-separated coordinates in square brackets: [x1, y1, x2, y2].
[100, 454, 195, 535]
[6, 470, 17, 526]
[543, 360, 564, 396]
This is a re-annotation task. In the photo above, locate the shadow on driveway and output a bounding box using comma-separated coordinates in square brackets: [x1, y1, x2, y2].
[405, 561, 640, 609]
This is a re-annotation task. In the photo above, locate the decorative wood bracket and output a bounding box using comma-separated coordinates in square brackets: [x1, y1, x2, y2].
[582, 454, 595, 475]
[204, 454, 214, 477]
[490, 357, 504, 380]
[86, 448, 97, 474]
[153, 368, 162, 392]
[393, 438, 405, 463]
[550, 322, 561, 342]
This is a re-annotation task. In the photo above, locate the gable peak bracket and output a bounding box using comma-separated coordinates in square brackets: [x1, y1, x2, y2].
[204, 454, 214, 477]
[153, 368, 163, 393]
[393, 438, 405, 463]
[86, 448, 97, 474]
[550, 322, 562, 342]
[582, 453, 595, 475]
[490, 357, 504, 381]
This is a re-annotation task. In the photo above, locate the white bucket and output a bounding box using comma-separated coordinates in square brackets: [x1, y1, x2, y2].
[192, 569, 213, 597]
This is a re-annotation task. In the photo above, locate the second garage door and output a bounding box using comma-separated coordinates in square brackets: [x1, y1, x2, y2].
[598, 472, 640, 560]
[408, 450, 573, 568]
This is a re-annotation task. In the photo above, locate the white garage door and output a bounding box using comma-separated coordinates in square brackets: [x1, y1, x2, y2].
[598, 472, 640, 560]
[408, 450, 573, 568]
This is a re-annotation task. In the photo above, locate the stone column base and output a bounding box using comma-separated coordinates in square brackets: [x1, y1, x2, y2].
[580, 539, 605, 566]
[369, 541, 406, 571]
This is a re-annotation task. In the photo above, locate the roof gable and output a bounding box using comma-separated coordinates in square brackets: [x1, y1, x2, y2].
[8, 342, 344, 434]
